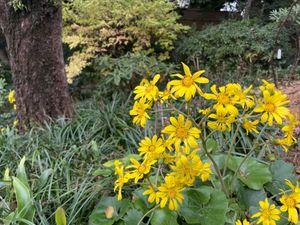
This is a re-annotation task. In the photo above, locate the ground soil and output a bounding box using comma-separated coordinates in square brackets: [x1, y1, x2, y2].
[280, 81, 300, 170]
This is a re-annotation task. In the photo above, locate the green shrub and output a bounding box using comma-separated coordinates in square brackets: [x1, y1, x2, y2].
[72, 53, 178, 99]
[174, 20, 292, 84]
[63, 0, 188, 82]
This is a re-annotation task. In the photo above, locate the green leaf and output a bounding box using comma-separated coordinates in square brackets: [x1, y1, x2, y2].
[180, 188, 228, 225]
[265, 160, 297, 195]
[89, 196, 130, 225]
[227, 156, 272, 190]
[132, 188, 153, 214]
[198, 190, 228, 225]
[12, 177, 35, 223]
[55, 207, 67, 225]
[206, 138, 218, 153]
[124, 209, 144, 225]
[180, 186, 213, 224]
[237, 182, 267, 209]
[16, 157, 29, 189]
[151, 208, 178, 225]
[92, 168, 113, 177]
[37, 169, 53, 190]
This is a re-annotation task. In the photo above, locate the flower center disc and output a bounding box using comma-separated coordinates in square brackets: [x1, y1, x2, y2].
[176, 127, 188, 138]
[286, 197, 296, 208]
[146, 85, 154, 93]
[182, 76, 193, 87]
[265, 103, 275, 112]
[168, 190, 176, 198]
[243, 122, 252, 130]
[138, 165, 146, 174]
[218, 94, 229, 104]
[148, 145, 156, 152]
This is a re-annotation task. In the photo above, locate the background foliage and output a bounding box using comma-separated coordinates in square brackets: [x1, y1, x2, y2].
[63, 0, 188, 82]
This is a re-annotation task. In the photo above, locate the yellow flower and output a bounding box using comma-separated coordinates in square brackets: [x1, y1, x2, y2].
[143, 185, 160, 204]
[138, 135, 165, 160]
[235, 219, 250, 225]
[207, 108, 235, 132]
[277, 136, 294, 152]
[198, 107, 211, 115]
[254, 90, 290, 126]
[168, 63, 209, 101]
[279, 193, 300, 224]
[129, 99, 151, 128]
[252, 198, 281, 225]
[259, 80, 276, 93]
[8, 90, 15, 104]
[13, 120, 18, 127]
[161, 152, 175, 164]
[157, 175, 185, 210]
[203, 84, 239, 116]
[170, 152, 202, 186]
[227, 83, 254, 109]
[198, 161, 213, 182]
[1, 127, 5, 134]
[127, 158, 156, 183]
[242, 117, 259, 135]
[114, 160, 130, 200]
[162, 114, 201, 151]
[159, 83, 176, 102]
[13, 104, 16, 111]
[134, 74, 160, 101]
[285, 179, 300, 199]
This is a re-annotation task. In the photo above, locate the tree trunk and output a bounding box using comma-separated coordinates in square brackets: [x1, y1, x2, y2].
[0, 0, 73, 126]
[243, 0, 254, 19]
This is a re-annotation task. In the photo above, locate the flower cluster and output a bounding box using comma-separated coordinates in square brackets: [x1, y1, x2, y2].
[114, 63, 299, 213]
[235, 180, 300, 225]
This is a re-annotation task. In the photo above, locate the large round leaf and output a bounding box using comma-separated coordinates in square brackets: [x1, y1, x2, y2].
[228, 156, 272, 190]
[89, 196, 130, 225]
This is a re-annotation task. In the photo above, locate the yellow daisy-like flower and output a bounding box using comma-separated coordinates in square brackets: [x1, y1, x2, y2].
[157, 175, 185, 210]
[242, 117, 259, 135]
[254, 90, 290, 126]
[170, 152, 202, 186]
[138, 135, 165, 160]
[162, 114, 201, 151]
[161, 152, 175, 164]
[207, 108, 235, 132]
[198, 107, 211, 115]
[285, 179, 300, 199]
[252, 198, 281, 225]
[168, 63, 209, 101]
[134, 74, 160, 102]
[114, 160, 130, 200]
[198, 160, 213, 182]
[203, 84, 239, 116]
[8, 90, 15, 104]
[279, 193, 300, 224]
[159, 83, 176, 103]
[259, 79, 276, 94]
[126, 158, 156, 183]
[277, 136, 294, 152]
[129, 99, 151, 128]
[227, 83, 254, 109]
[235, 219, 250, 225]
[143, 185, 160, 204]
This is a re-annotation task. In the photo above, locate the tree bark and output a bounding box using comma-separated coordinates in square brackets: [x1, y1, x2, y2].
[0, 0, 73, 126]
[243, 0, 254, 19]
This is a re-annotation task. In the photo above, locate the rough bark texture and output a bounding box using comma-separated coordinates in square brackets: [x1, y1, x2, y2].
[0, 0, 73, 126]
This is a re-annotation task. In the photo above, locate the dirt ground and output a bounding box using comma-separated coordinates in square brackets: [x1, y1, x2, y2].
[280, 81, 300, 170]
